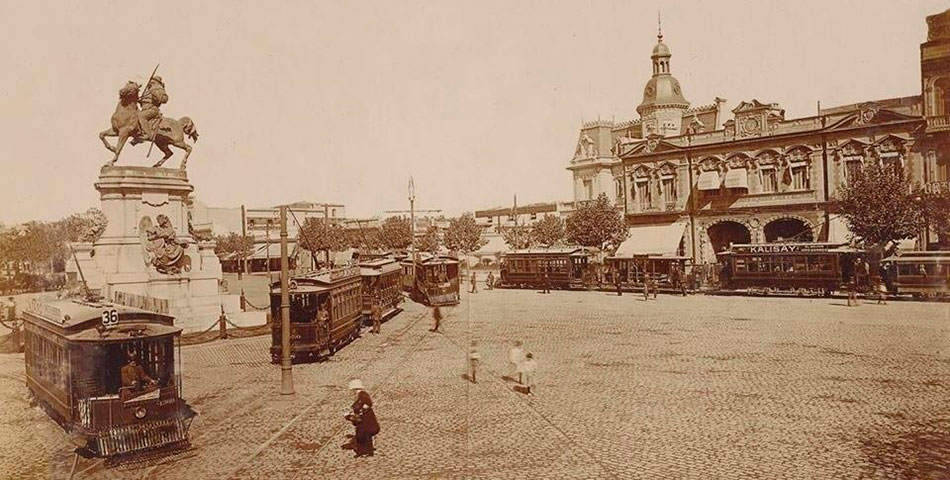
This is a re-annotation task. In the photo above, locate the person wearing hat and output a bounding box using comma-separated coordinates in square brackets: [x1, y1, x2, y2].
[342, 379, 379, 457]
[120, 350, 155, 391]
[137, 75, 168, 141]
[371, 293, 382, 334]
[521, 352, 537, 396]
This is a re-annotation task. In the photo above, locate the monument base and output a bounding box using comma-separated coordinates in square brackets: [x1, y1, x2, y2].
[66, 166, 245, 332]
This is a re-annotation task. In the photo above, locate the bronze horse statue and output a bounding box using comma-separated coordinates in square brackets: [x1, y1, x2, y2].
[99, 81, 199, 169]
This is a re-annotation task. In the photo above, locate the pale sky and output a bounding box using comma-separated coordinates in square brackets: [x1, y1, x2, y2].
[0, 0, 945, 224]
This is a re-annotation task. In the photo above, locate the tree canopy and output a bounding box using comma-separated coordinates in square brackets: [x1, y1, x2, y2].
[837, 162, 928, 249]
[530, 214, 565, 247]
[565, 194, 628, 252]
[379, 216, 412, 250]
[213, 232, 255, 261]
[443, 213, 487, 254]
[298, 218, 346, 259]
[417, 224, 441, 254]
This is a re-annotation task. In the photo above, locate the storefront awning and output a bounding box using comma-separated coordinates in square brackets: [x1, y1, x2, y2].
[697, 171, 721, 191]
[613, 221, 688, 257]
[826, 216, 852, 244]
[724, 168, 749, 189]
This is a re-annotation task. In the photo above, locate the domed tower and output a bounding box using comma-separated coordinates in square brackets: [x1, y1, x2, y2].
[637, 20, 690, 137]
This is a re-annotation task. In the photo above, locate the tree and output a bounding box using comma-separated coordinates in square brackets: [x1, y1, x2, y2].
[344, 225, 383, 250]
[443, 213, 488, 255]
[502, 224, 533, 250]
[837, 162, 926, 250]
[565, 193, 628, 252]
[530, 214, 565, 247]
[298, 218, 346, 266]
[213, 232, 255, 263]
[379, 216, 412, 250]
[417, 225, 441, 254]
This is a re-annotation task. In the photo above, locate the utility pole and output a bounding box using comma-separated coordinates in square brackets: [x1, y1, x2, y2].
[279, 206, 295, 396]
[240, 205, 247, 278]
[409, 177, 416, 279]
[265, 220, 272, 280]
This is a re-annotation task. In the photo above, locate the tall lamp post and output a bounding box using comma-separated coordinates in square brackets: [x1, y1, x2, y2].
[279, 205, 295, 396]
[915, 195, 930, 250]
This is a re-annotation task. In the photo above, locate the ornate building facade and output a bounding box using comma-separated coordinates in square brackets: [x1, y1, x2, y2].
[568, 10, 950, 264]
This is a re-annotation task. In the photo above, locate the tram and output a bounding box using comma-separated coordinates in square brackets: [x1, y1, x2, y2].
[498, 248, 592, 290]
[359, 258, 403, 324]
[22, 298, 195, 457]
[881, 251, 950, 298]
[269, 265, 363, 363]
[603, 254, 691, 292]
[401, 254, 460, 306]
[717, 242, 869, 295]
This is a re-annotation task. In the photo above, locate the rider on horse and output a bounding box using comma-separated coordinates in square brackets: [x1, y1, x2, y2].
[138, 76, 168, 140]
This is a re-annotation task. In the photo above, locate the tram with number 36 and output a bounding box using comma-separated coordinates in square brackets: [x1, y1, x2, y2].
[22, 298, 195, 457]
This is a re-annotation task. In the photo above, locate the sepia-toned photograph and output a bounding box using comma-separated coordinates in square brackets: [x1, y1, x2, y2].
[0, 1, 948, 478]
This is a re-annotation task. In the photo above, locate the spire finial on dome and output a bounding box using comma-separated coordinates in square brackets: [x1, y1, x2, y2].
[657, 10, 663, 41]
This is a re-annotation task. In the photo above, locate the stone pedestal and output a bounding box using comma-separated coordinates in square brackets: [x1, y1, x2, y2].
[67, 166, 243, 332]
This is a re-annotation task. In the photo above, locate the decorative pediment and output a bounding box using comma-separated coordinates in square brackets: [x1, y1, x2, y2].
[698, 156, 723, 172]
[825, 107, 920, 131]
[631, 164, 652, 179]
[619, 137, 683, 158]
[573, 133, 598, 161]
[656, 161, 678, 177]
[726, 153, 752, 169]
[834, 139, 869, 159]
[753, 150, 781, 168]
[872, 134, 910, 154]
[732, 100, 774, 114]
[784, 145, 814, 164]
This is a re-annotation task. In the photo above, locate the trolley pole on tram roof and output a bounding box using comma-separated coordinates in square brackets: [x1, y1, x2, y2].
[279, 206, 295, 396]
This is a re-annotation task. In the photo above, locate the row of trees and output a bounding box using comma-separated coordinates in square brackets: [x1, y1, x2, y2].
[0, 208, 107, 275]
[501, 194, 628, 251]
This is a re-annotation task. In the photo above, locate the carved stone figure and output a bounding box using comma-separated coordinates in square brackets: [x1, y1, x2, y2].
[142, 214, 190, 274]
[99, 76, 199, 170]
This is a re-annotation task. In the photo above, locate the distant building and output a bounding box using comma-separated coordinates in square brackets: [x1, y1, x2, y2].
[193, 200, 346, 272]
[474, 201, 574, 234]
[568, 10, 950, 264]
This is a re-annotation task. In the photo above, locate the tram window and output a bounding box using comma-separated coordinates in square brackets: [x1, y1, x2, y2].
[793, 257, 807, 273]
[735, 259, 747, 272]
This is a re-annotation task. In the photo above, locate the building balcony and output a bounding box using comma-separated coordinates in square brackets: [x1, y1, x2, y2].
[927, 115, 950, 132]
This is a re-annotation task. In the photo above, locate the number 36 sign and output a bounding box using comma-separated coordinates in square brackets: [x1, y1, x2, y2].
[101, 309, 119, 327]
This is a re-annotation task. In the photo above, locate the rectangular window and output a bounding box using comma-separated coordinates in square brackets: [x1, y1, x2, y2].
[844, 158, 863, 184]
[583, 180, 593, 200]
[615, 179, 623, 198]
[790, 165, 809, 190]
[759, 167, 777, 193]
[635, 180, 651, 209]
[661, 177, 676, 205]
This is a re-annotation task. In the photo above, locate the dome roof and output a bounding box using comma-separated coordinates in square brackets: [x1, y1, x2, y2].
[652, 40, 670, 57]
[637, 75, 688, 113]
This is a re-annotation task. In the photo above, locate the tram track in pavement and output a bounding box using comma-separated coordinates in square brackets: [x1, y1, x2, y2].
[222, 304, 434, 480]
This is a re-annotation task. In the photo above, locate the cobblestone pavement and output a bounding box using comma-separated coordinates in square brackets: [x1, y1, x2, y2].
[1, 290, 949, 479]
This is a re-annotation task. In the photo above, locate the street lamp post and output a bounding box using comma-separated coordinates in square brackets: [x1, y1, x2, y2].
[915, 195, 930, 250]
[279, 206, 295, 396]
[409, 177, 416, 279]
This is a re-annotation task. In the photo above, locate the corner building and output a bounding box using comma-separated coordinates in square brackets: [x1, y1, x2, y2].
[568, 10, 950, 265]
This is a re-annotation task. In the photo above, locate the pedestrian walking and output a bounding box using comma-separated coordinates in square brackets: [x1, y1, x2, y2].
[542, 271, 551, 294]
[467, 340, 481, 383]
[486, 271, 495, 290]
[470, 271, 478, 294]
[847, 279, 860, 307]
[614, 269, 623, 296]
[508, 341, 526, 383]
[429, 305, 442, 332]
[342, 379, 380, 458]
[642, 274, 650, 300]
[371, 295, 382, 334]
[521, 352, 537, 396]
[876, 280, 888, 305]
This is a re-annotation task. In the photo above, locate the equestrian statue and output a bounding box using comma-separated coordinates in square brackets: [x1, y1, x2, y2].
[99, 69, 199, 170]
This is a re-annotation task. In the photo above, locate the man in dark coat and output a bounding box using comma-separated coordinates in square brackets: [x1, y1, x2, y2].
[343, 379, 379, 457]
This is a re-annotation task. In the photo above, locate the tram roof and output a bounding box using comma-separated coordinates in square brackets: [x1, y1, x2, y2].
[503, 247, 590, 256]
[22, 298, 176, 330]
[718, 242, 858, 255]
[360, 259, 401, 276]
[271, 265, 362, 290]
[883, 250, 950, 262]
[67, 322, 182, 342]
[399, 253, 459, 265]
